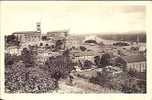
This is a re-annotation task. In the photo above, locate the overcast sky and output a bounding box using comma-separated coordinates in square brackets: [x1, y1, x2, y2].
[1, 2, 145, 35]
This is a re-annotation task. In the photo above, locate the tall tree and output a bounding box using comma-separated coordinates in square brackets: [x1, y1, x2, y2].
[21, 47, 37, 67]
[100, 53, 111, 68]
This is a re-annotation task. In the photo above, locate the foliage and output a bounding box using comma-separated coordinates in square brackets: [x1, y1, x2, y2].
[98, 42, 104, 46]
[5, 53, 21, 67]
[114, 57, 127, 72]
[80, 46, 87, 51]
[5, 35, 20, 46]
[55, 40, 64, 50]
[5, 60, 57, 93]
[89, 69, 146, 93]
[21, 47, 37, 67]
[81, 60, 93, 70]
[45, 54, 74, 80]
[85, 40, 97, 44]
[94, 56, 100, 67]
[42, 36, 48, 41]
[99, 53, 111, 67]
[113, 42, 129, 46]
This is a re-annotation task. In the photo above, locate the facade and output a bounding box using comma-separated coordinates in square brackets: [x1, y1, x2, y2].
[5, 46, 21, 55]
[71, 50, 101, 63]
[123, 54, 146, 72]
[37, 51, 60, 64]
[13, 31, 41, 43]
[12, 22, 41, 43]
[127, 61, 146, 72]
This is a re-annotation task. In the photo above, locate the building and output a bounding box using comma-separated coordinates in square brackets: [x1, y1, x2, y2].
[123, 54, 146, 72]
[5, 46, 21, 55]
[70, 49, 103, 63]
[13, 31, 41, 43]
[47, 29, 69, 50]
[12, 22, 41, 43]
[47, 29, 69, 42]
[36, 51, 60, 64]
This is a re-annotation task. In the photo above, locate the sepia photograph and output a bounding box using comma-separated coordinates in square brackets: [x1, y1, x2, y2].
[1, 2, 152, 99]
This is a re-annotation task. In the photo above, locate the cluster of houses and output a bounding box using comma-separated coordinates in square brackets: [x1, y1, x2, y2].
[5, 22, 146, 73]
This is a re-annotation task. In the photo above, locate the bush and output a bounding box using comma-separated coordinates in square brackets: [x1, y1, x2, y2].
[45, 55, 74, 80]
[80, 46, 86, 51]
[5, 61, 57, 93]
[21, 47, 37, 67]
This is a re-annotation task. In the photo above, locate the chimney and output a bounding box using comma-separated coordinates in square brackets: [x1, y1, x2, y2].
[36, 22, 41, 33]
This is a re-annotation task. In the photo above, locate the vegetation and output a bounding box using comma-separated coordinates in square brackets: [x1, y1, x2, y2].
[89, 69, 146, 93]
[5, 60, 56, 93]
[85, 40, 98, 44]
[45, 54, 75, 80]
[113, 42, 129, 46]
[42, 36, 48, 41]
[55, 40, 64, 50]
[5, 47, 63, 93]
[5, 35, 20, 47]
[21, 47, 37, 68]
[114, 57, 127, 72]
[94, 56, 100, 66]
[99, 53, 111, 68]
[80, 46, 87, 51]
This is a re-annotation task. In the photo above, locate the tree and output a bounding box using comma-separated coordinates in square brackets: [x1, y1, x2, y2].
[98, 42, 104, 46]
[5, 53, 21, 68]
[100, 53, 111, 67]
[80, 46, 86, 51]
[21, 47, 36, 67]
[94, 56, 100, 67]
[85, 40, 97, 44]
[114, 57, 127, 72]
[82, 60, 93, 70]
[5, 35, 20, 46]
[55, 40, 63, 50]
[42, 36, 48, 41]
[45, 55, 74, 80]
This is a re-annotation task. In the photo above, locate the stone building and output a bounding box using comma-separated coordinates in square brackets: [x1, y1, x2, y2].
[47, 30, 69, 50]
[5, 46, 21, 55]
[123, 54, 146, 72]
[12, 22, 41, 44]
[47, 30, 69, 42]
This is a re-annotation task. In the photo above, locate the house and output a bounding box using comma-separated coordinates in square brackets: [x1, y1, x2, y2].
[123, 54, 146, 72]
[5, 46, 21, 55]
[36, 51, 60, 64]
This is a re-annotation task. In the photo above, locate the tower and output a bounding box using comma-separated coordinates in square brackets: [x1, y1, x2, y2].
[36, 22, 41, 33]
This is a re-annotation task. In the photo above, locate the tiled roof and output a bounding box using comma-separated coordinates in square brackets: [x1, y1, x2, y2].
[122, 54, 146, 63]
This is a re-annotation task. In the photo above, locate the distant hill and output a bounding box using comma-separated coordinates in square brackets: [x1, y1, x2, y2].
[97, 32, 146, 43]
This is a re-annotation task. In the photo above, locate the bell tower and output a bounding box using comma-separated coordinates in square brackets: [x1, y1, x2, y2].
[36, 22, 41, 33]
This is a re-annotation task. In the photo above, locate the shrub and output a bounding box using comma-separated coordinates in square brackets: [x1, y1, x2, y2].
[5, 61, 57, 93]
[45, 55, 74, 80]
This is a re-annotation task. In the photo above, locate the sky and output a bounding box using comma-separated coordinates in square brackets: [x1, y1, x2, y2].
[0, 2, 145, 35]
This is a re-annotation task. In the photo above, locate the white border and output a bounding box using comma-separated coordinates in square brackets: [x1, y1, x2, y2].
[0, 1, 152, 100]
